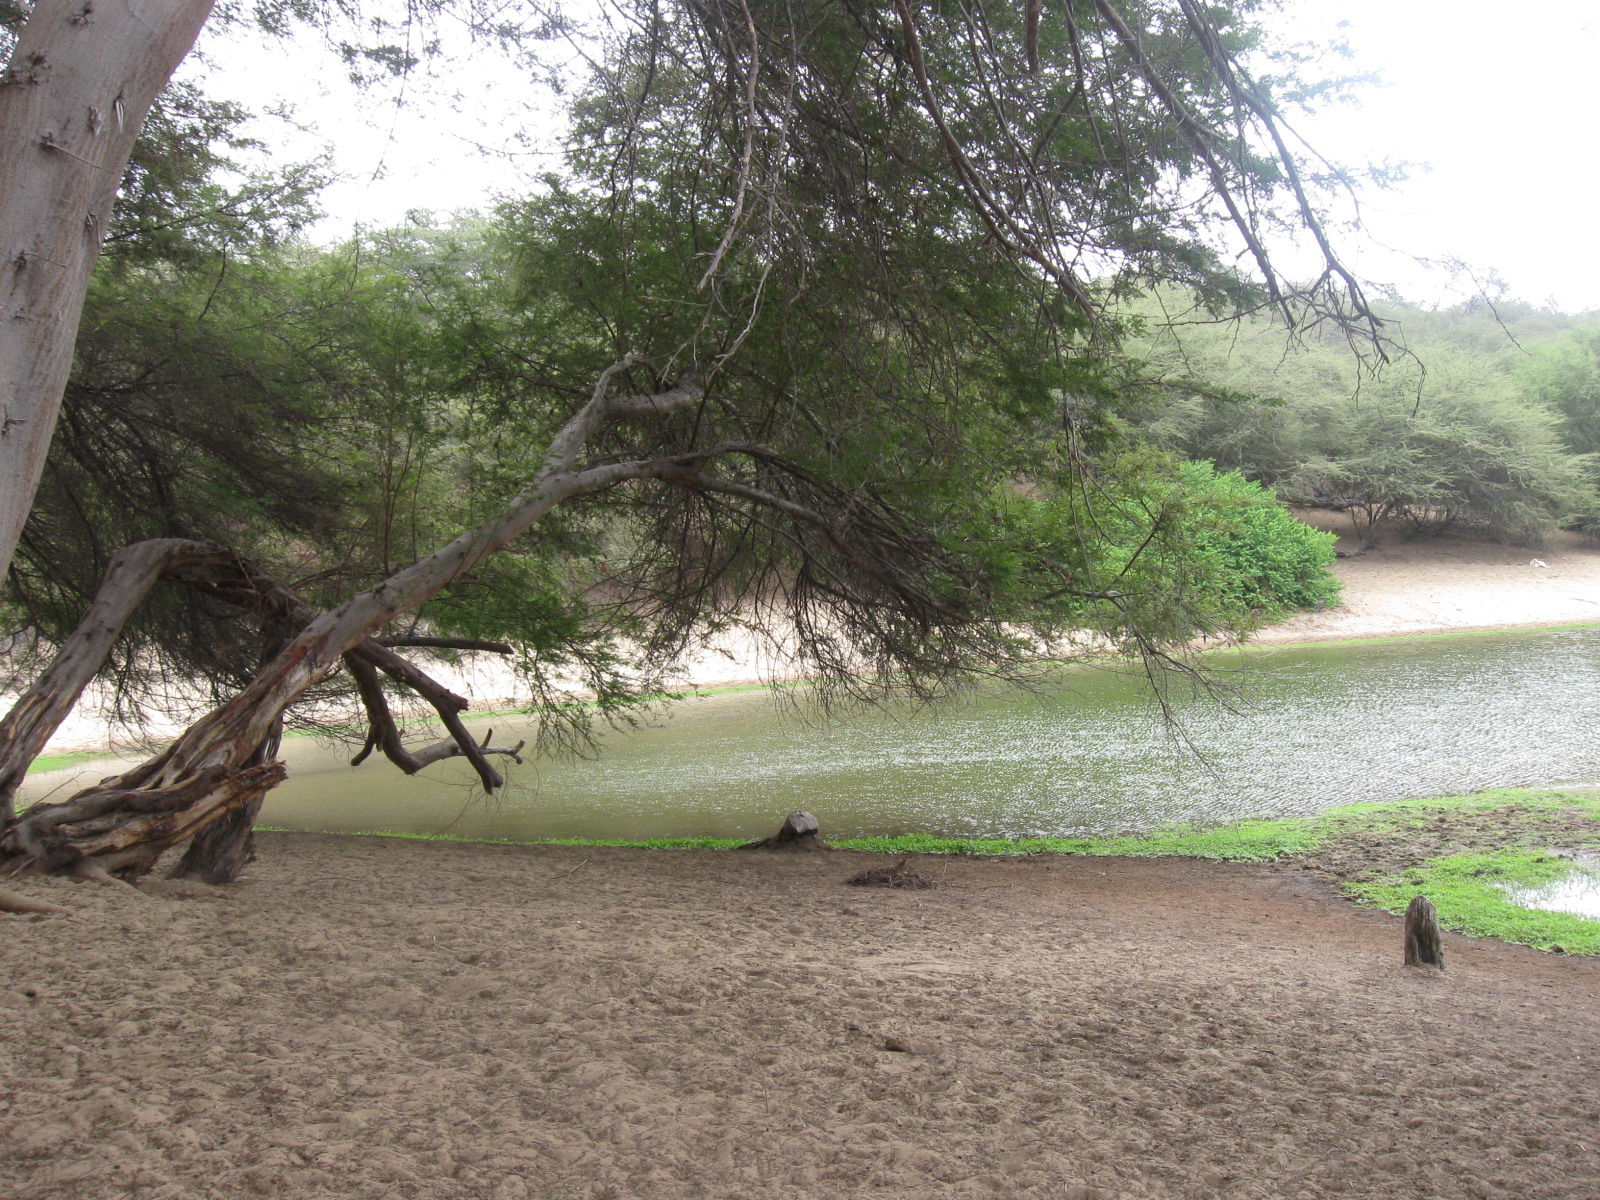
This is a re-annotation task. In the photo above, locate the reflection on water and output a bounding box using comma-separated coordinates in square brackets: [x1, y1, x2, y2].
[21, 626, 1600, 842]
[1503, 858, 1600, 920]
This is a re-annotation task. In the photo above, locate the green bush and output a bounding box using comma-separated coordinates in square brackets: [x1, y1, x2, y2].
[1124, 294, 1600, 548]
[1179, 462, 1340, 617]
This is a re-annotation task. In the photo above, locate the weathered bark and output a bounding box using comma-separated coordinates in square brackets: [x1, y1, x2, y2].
[0, 367, 707, 881]
[170, 616, 296, 883]
[0, 538, 229, 818]
[1403, 894, 1444, 970]
[0, 0, 215, 581]
[168, 723, 280, 884]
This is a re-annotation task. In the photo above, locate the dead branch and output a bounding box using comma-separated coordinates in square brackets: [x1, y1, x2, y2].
[376, 636, 515, 654]
[0, 887, 66, 915]
[345, 652, 524, 789]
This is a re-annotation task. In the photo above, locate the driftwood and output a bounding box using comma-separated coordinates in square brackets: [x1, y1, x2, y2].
[741, 811, 829, 851]
[847, 857, 936, 889]
[1403, 895, 1444, 970]
[0, 887, 66, 915]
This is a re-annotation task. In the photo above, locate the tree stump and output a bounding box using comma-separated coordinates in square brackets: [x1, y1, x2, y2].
[1403, 895, 1444, 970]
[740, 811, 829, 851]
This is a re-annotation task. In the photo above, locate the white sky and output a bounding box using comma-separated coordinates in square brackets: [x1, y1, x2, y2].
[1279, 0, 1600, 312]
[191, 0, 1600, 312]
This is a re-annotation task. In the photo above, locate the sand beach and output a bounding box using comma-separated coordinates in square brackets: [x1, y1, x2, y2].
[4, 514, 1600, 1200]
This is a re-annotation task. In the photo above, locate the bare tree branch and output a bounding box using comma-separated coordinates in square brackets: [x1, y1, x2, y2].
[376, 636, 515, 654]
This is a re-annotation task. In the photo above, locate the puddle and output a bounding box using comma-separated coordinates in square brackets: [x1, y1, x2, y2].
[1502, 856, 1600, 920]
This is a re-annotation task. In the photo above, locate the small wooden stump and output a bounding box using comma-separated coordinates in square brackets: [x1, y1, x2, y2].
[1403, 894, 1444, 970]
[741, 811, 829, 851]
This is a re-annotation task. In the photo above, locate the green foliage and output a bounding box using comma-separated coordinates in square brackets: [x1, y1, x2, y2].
[103, 80, 326, 270]
[1295, 372, 1596, 547]
[1346, 850, 1600, 956]
[1525, 323, 1600, 526]
[5, 0, 1381, 757]
[1177, 464, 1340, 616]
[539, 836, 748, 851]
[1126, 296, 1599, 546]
[1317, 786, 1600, 825]
[24, 751, 117, 777]
[832, 820, 1325, 861]
[1104, 789, 1600, 953]
[961, 456, 1337, 656]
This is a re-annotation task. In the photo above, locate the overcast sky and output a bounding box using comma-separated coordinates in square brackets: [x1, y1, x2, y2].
[193, 0, 1600, 313]
[1282, 0, 1600, 311]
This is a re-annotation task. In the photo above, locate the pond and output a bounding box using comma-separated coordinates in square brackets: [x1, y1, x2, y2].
[21, 626, 1600, 842]
[1503, 856, 1600, 920]
[255, 625, 1600, 841]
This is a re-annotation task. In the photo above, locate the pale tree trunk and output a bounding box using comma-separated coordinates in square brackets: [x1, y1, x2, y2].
[0, 0, 214, 580]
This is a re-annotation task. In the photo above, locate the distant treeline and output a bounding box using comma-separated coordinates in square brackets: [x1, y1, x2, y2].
[1122, 293, 1600, 548]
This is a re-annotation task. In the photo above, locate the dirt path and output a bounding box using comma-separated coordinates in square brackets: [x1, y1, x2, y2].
[4, 834, 1598, 1200]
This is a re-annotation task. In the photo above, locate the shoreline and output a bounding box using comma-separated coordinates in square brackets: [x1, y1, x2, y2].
[28, 617, 1600, 770]
[7, 827, 1599, 1200]
[20, 512, 1600, 756]
[257, 784, 1600, 955]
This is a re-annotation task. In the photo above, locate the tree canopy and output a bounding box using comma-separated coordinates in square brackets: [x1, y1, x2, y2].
[1125, 294, 1600, 547]
[0, 0, 1377, 889]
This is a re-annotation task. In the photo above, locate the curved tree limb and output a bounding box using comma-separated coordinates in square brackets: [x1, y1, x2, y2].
[344, 652, 524, 789]
[0, 367, 711, 879]
[0, 538, 227, 818]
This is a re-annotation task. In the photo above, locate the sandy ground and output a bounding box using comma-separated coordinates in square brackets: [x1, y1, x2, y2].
[6, 514, 1600, 1200]
[1253, 513, 1600, 644]
[4, 836, 1599, 1200]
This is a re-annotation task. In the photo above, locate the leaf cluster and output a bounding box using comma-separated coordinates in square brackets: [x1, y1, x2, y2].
[8, 0, 1373, 745]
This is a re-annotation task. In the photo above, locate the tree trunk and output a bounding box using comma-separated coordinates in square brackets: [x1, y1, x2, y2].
[0, 367, 706, 880]
[741, 811, 829, 851]
[1403, 894, 1444, 970]
[168, 728, 278, 883]
[170, 619, 292, 884]
[0, 0, 214, 581]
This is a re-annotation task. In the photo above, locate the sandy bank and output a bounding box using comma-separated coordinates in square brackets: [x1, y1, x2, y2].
[4, 834, 1598, 1200]
[1253, 512, 1600, 644]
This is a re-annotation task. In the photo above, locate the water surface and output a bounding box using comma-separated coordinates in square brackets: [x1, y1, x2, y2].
[241, 626, 1600, 841]
[1503, 856, 1600, 920]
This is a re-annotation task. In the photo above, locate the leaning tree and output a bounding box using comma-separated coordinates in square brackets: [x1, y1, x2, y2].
[0, 0, 1382, 904]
